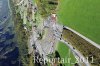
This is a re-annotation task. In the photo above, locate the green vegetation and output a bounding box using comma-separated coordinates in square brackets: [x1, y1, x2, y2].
[57, 42, 76, 66]
[35, 11, 43, 25]
[57, 0, 100, 44]
[36, 0, 58, 17]
[14, 12, 34, 66]
[10, 1, 31, 66]
[14, 13, 30, 66]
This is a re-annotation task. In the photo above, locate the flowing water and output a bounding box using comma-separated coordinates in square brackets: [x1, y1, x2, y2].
[0, 0, 20, 66]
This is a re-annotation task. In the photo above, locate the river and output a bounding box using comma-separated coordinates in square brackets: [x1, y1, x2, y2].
[0, 0, 20, 66]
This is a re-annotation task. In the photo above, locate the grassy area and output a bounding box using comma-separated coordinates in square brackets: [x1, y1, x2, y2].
[57, 42, 76, 66]
[57, 0, 100, 44]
